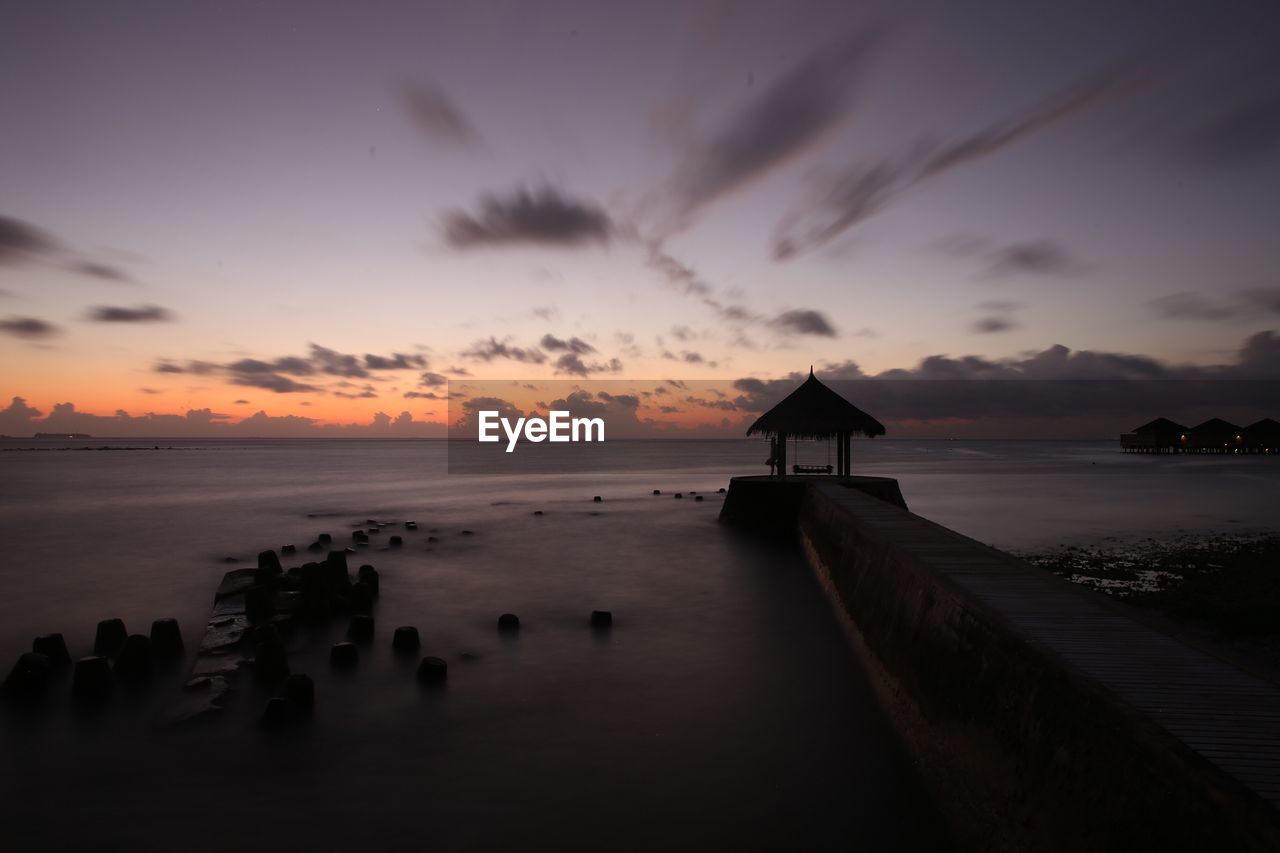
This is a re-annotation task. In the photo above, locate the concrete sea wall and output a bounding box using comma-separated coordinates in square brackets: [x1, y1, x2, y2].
[721, 476, 1280, 852]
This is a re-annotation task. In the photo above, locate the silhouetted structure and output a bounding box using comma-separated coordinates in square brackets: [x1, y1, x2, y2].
[1120, 417, 1187, 453]
[745, 368, 885, 476]
[1243, 418, 1280, 453]
[1187, 418, 1243, 453]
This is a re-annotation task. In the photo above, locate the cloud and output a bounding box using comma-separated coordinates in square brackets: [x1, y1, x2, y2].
[228, 372, 320, 394]
[0, 216, 56, 264]
[308, 343, 369, 378]
[972, 316, 1018, 333]
[770, 309, 838, 337]
[363, 352, 427, 370]
[461, 337, 547, 364]
[1186, 92, 1280, 168]
[661, 349, 718, 367]
[540, 334, 595, 354]
[86, 304, 174, 323]
[153, 359, 218, 374]
[404, 390, 445, 400]
[671, 28, 882, 220]
[0, 316, 61, 338]
[1149, 289, 1280, 322]
[552, 353, 623, 377]
[418, 371, 448, 388]
[774, 67, 1134, 258]
[69, 261, 132, 283]
[396, 79, 485, 150]
[442, 186, 612, 248]
[983, 240, 1086, 278]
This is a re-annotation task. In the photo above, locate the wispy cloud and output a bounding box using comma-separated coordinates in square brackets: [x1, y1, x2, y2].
[395, 79, 485, 150]
[0, 315, 61, 339]
[774, 67, 1136, 259]
[86, 304, 174, 323]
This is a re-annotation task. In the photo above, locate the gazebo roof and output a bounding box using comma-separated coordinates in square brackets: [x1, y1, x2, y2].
[1189, 418, 1242, 435]
[745, 369, 886, 439]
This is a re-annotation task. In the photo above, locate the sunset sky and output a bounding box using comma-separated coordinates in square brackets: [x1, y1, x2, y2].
[1, 0, 1278, 436]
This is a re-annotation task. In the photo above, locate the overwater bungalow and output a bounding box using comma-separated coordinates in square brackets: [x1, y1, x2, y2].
[1243, 418, 1280, 453]
[1186, 418, 1244, 453]
[1120, 417, 1187, 453]
[745, 369, 886, 476]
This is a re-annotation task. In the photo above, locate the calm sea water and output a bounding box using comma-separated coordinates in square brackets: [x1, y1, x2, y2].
[0, 438, 1276, 849]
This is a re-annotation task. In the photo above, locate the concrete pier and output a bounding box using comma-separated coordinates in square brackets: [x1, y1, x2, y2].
[721, 476, 1280, 852]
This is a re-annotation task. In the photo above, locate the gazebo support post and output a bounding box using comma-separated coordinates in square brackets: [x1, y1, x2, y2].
[835, 433, 844, 477]
[777, 431, 787, 477]
[842, 431, 851, 476]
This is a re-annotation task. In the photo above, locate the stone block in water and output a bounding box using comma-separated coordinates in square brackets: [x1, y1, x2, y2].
[590, 610, 613, 629]
[416, 656, 447, 685]
[257, 549, 283, 574]
[674, 493, 683, 499]
[149, 618, 184, 660]
[357, 564, 379, 596]
[388, 535, 402, 547]
[113, 634, 154, 683]
[281, 673, 314, 712]
[4, 652, 53, 700]
[32, 633, 71, 667]
[325, 551, 351, 586]
[259, 696, 295, 729]
[392, 626, 420, 653]
[497, 613, 520, 632]
[281, 544, 296, 555]
[317, 533, 332, 544]
[350, 582, 374, 614]
[593, 495, 602, 502]
[94, 618, 128, 656]
[72, 656, 114, 703]
[252, 633, 290, 685]
[348, 614, 375, 641]
[330, 642, 358, 668]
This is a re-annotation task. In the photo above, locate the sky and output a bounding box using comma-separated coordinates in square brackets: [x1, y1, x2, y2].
[1, 0, 1278, 437]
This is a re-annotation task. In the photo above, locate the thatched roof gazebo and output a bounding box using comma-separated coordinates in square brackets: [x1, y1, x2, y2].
[745, 368, 885, 476]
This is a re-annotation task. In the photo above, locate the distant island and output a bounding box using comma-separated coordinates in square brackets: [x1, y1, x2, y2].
[32, 432, 93, 439]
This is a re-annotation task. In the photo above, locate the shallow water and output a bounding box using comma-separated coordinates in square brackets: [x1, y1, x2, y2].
[1, 438, 1276, 849]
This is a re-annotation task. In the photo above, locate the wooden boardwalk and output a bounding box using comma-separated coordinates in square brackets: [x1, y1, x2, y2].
[816, 482, 1280, 813]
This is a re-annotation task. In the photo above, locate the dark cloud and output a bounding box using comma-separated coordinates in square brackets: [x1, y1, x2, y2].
[540, 334, 595, 354]
[396, 79, 485, 150]
[334, 389, 378, 399]
[232, 399, 250, 405]
[770, 309, 838, 337]
[972, 316, 1018, 333]
[1186, 92, 1280, 168]
[309, 344, 368, 378]
[670, 325, 694, 341]
[138, 387, 161, 395]
[1149, 288, 1280, 322]
[0, 316, 61, 338]
[984, 240, 1085, 278]
[69, 261, 132, 282]
[363, 352, 427, 370]
[461, 337, 547, 364]
[404, 390, 445, 400]
[442, 186, 612, 249]
[0, 216, 56, 264]
[228, 372, 320, 394]
[672, 28, 882, 219]
[774, 68, 1133, 258]
[418, 371, 448, 388]
[86, 304, 174, 323]
[553, 353, 623, 377]
[152, 359, 217, 374]
[661, 349, 718, 367]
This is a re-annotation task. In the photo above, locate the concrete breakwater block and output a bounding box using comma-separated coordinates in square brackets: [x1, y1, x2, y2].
[653, 489, 661, 495]
[417, 656, 447, 685]
[281, 544, 296, 555]
[497, 613, 520, 632]
[251, 628, 290, 685]
[94, 618, 128, 656]
[32, 633, 71, 668]
[695, 495, 704, 502]
[149, 619, 184, 661]
[350, 582, 374, 614]
[113, 634, 154, 683]
[674, 493, 683, 499]
[72, 656, 113, 703]
[404, 521, 417, 530]
[593, 495, 603, 503]
[590, 610, 613, 629]
[357, 565, 379, 596]
[393, 626, 420, 653]
[388, 535, 402, 548]
[330, 642, 358, 668]
[257, 549, 283, 575]
[348, 614, 375, 641]
[259, 696, 294, 729]
[4, 652, 53, 700]
[281, 673, 314, 713]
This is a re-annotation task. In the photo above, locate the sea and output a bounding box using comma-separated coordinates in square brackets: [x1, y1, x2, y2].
[0, 437, 1276, 850]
